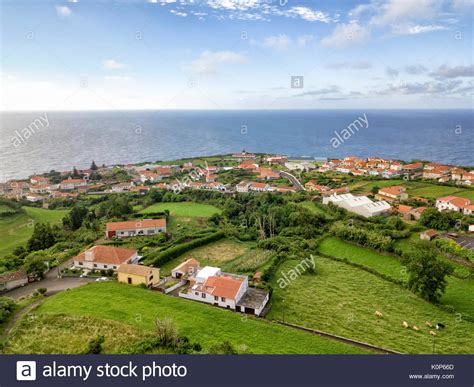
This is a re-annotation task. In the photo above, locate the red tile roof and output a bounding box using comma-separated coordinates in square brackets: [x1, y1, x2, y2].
[74, 246, 137, 265]
[204, 275, 244, 300]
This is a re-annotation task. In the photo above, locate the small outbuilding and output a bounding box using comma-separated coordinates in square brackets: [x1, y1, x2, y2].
[420, 229, 439, 241]
[0, 270, 28, 292]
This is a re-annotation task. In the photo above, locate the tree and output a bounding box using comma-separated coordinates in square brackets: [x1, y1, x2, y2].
[90, 160, 98, 171]
[63, 206, 88, 231]
[371, 185, 380, 195]
[27, 223, 56, 252]
[72, 166, 80, 177]
[23, 256, 47, 279]
[402, 242, 454, 303]
[84, 335, 105, 354]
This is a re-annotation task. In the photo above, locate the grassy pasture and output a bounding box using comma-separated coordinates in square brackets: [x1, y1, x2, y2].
[140, 202, 221, 218]
[28, 282, 370, 354]
[159, 239, 253, 276]
[318, 237, 474, 320]
[0, 207, 68, 258]
[268, 257, 474, 354]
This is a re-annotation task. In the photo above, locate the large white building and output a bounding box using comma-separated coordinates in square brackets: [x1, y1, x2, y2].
[323, 193, 391, 218]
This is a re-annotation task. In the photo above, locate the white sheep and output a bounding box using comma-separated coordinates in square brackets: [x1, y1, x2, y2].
[430, 330, 437, 336]
[375, 311, 383, 318]
[413, 325, 420, 331]
[426, 321, 433, 328]
[402, 321, 409, 328]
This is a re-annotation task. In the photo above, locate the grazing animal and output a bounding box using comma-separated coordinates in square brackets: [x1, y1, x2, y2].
[375, 311, 383, 318]
[426, 321, 433, 328]
[413, 325, 420, 331]
[403, 321, 409, 328]
[436, 323, 445, 329]
[430, 330, 437, 336]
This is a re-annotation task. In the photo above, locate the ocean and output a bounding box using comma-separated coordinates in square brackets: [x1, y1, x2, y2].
[0, 109, 472, 182]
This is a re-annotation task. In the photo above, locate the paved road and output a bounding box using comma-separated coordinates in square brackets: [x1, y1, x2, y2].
[4, 259, 94, 300]
[279, 170, 305, 191]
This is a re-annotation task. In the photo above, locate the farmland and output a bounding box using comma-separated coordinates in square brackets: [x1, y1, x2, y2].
[159, 238, 254, 275]
[0, 207, 68, 258]
[318, 237, 474, 320]
[267, 257, 474, 354]
[6, 282, 371, 354]
[140, 202, 221, 217]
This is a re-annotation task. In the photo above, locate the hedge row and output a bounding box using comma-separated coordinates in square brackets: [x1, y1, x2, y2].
[144, 231, 225, 267]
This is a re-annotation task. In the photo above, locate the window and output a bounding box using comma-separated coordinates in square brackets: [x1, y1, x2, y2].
[201, 293, 206, 299]
[149, 275, 153, 280]
[195, 292, 199, 296]
[78, 262, 83, 266]
[93, 264, 97, 268]
[214, 296, 218, 301]
[113, 266, 117, 270]
[221, 297, 226, 302]
[104, 265, 107, 269]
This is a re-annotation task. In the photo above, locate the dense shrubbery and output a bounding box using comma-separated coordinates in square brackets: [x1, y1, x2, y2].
[419, 208, 467, 231]
[0, 297, 16, 324]
[329, 222, 393, 252]
[0, 199, 23, 217]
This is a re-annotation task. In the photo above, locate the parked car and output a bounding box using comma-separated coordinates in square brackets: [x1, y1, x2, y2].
[95, 277, 110, 282]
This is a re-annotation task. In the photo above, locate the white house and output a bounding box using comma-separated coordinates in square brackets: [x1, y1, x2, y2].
[105, 219, 167, 239]
[323, 193, 391, 218]
[0, 271, 28, 292]
[179, 264, 269, 316]
[60, 178, 88, 190]
[73, 245, 138, 271]
[435, 196, 471, 213]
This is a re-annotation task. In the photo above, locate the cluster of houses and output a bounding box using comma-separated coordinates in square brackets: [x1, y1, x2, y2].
[66, 217, 269, 316]
[315, 156, 474, 185]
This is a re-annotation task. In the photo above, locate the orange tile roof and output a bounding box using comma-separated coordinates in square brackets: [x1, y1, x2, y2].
[74, 246, 137, 265]
[204, 275, 244, 300]
[379, 186, 405, 196]
[398, 204, 413, 214]
[106, 219, 166, 232]
[437, 196, 470, 208]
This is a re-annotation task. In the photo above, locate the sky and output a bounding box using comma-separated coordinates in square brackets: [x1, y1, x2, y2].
[0, 0, 473, 110]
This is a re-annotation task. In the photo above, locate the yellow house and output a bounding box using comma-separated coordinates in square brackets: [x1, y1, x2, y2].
[117, 264, 160, 287]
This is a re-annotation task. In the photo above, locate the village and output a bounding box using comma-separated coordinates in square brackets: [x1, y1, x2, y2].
[0, 151, 473, 355]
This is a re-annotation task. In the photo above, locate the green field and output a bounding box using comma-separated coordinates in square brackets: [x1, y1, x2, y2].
[159, 239, 254, 275]
[18, 282, 370, 354]
[318, 237, 474, 320]
[140, 202, 221, 218]
[268, 257, 474, 354]
[0, 207, 68, 258]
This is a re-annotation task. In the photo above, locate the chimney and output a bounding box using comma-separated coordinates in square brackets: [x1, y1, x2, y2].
[85, 249, 94, 261]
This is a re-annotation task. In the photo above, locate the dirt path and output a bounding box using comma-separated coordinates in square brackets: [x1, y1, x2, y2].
[1, 296, 47, 341]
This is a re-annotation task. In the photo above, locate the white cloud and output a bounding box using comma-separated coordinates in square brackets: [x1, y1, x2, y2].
[262, 34, 292, 51]
[321, 22, 370, 48]
[283, 6, 331, 23]
[392, 24, 448, 35]
[55, 5, 72, 17]
[206, 0, 259, 11]
[103, 59, 127, 70]
[170, 9, 187, 17]
[326, 61, 372, 69]
[189, 50, 247, 74]
[370, 0, 442, 26]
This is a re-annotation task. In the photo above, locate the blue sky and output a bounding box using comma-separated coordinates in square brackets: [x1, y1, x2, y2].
[1, 0, 473, 110]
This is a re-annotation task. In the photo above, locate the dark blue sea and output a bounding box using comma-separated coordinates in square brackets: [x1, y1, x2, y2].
[0, 109, 472, 181]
